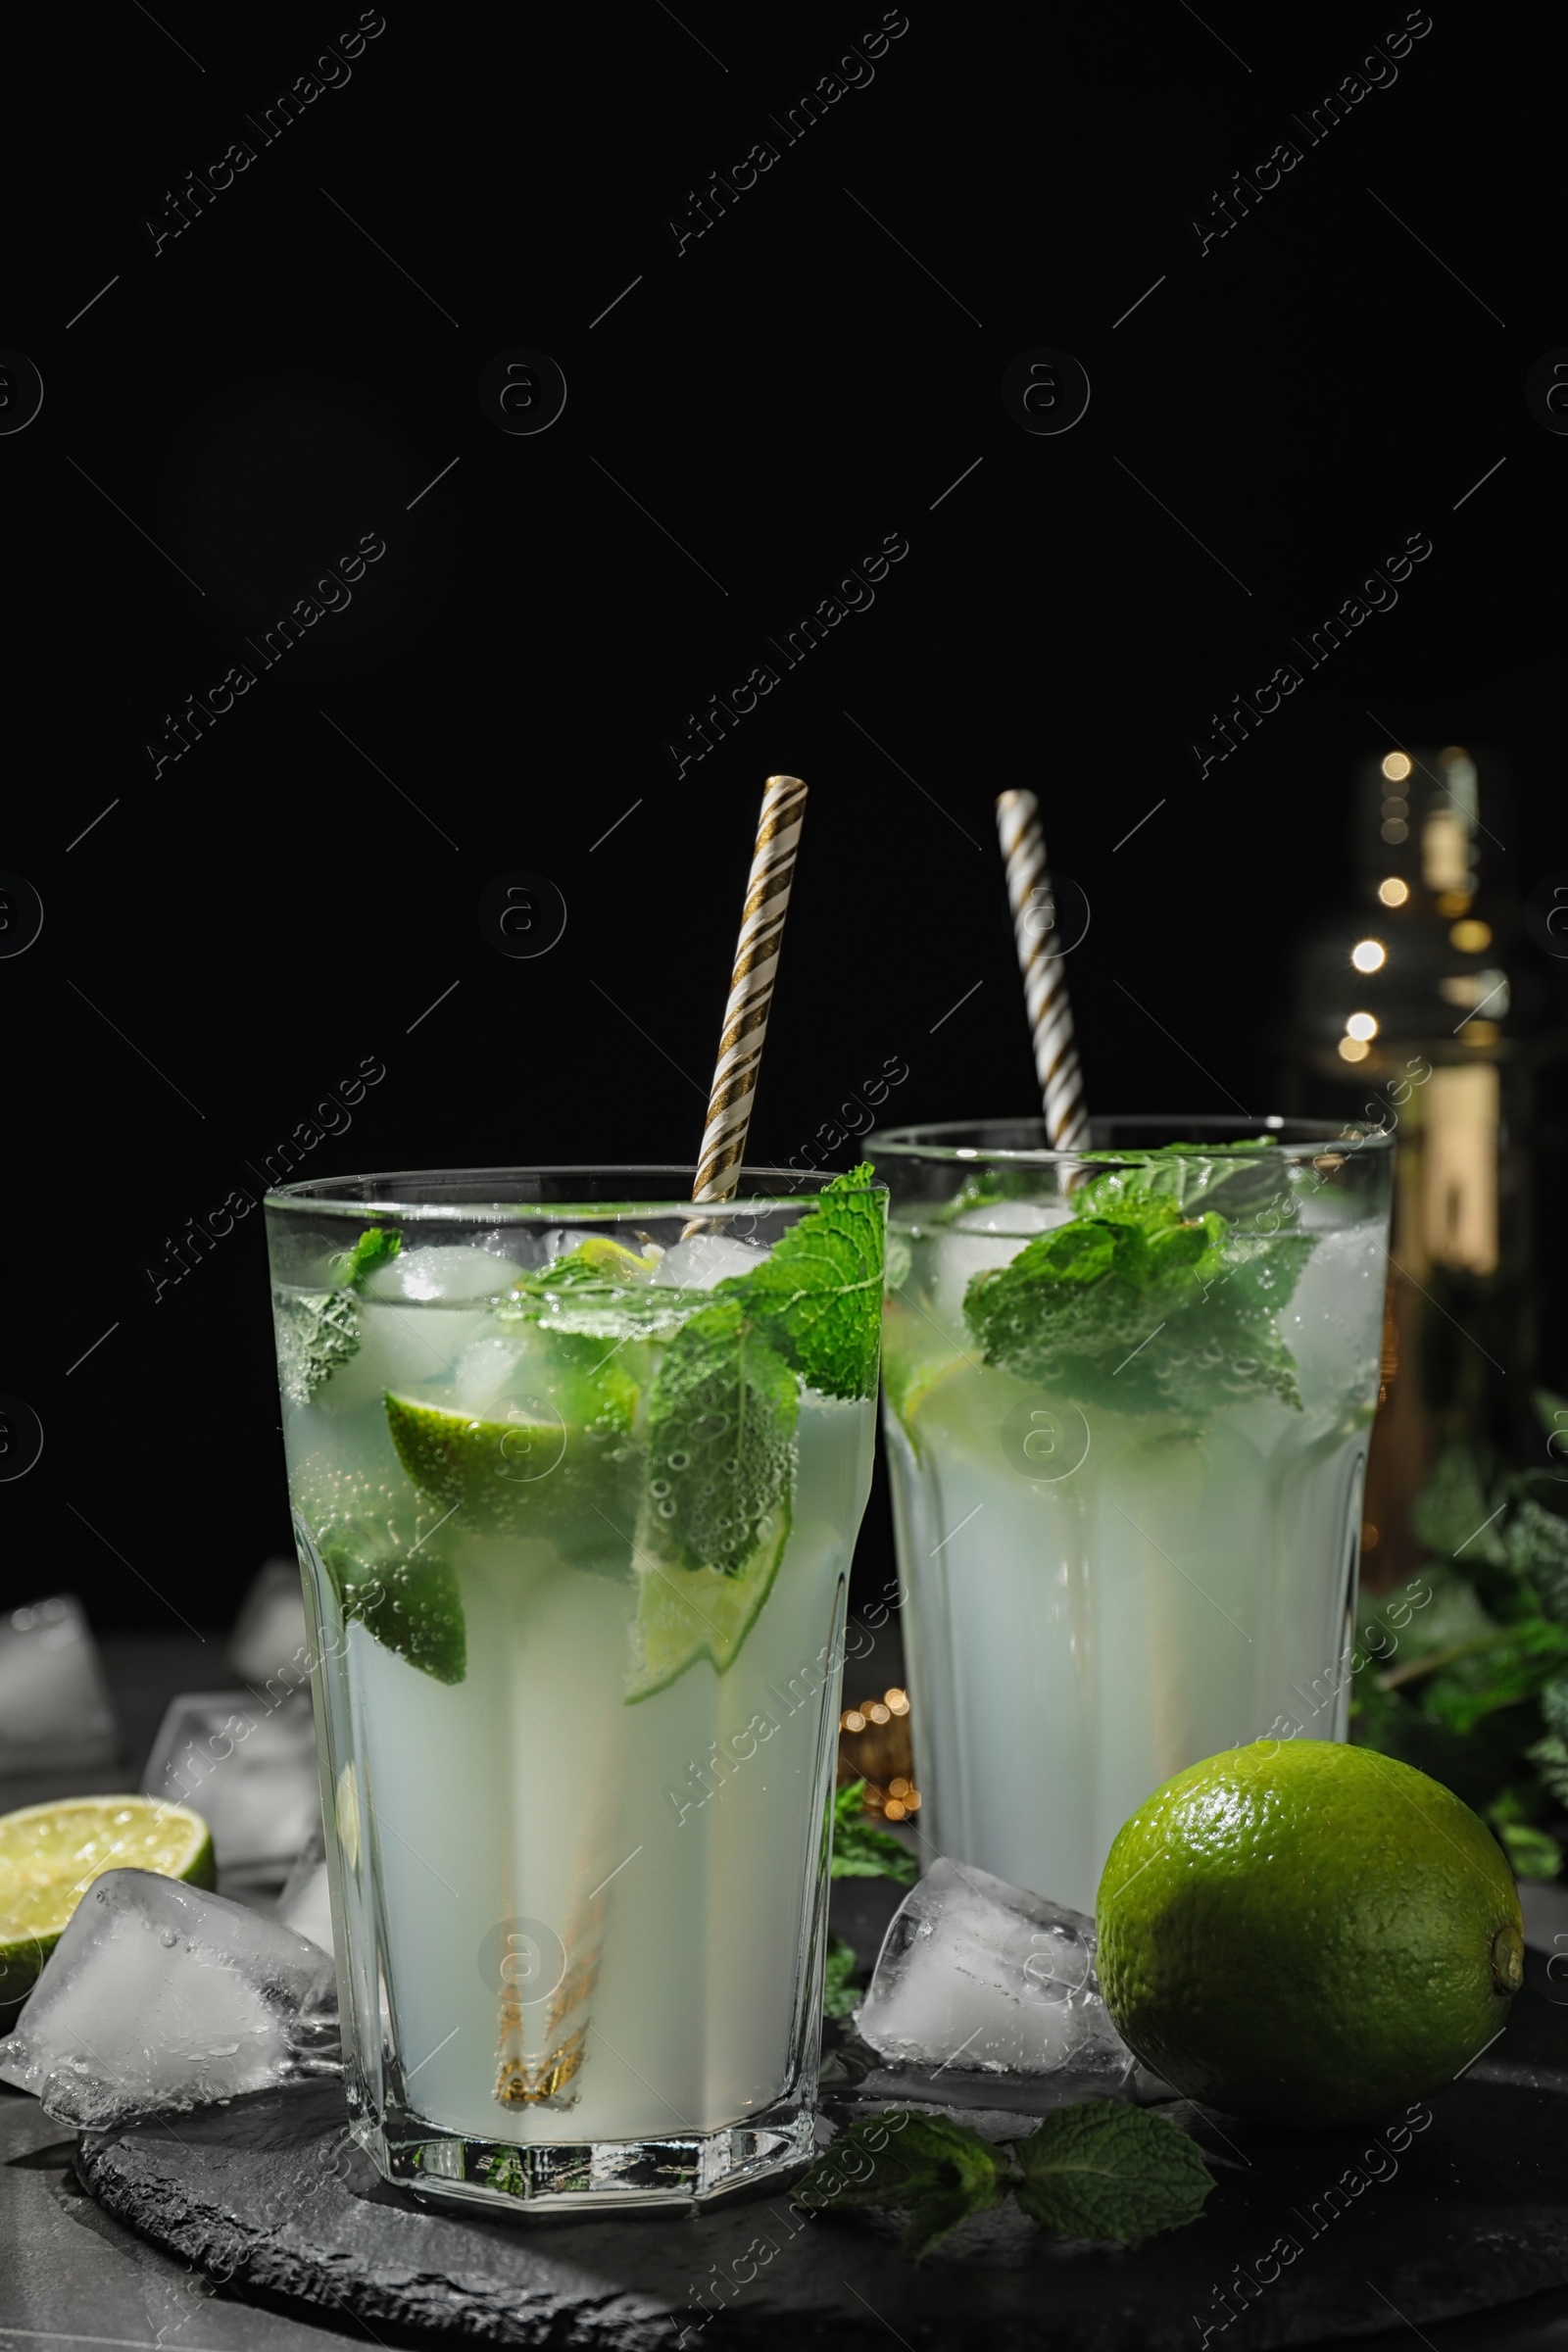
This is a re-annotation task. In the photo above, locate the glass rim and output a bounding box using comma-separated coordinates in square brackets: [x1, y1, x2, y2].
[866, 1114, 1396, 1165]
[263, 1162, 886, 1223]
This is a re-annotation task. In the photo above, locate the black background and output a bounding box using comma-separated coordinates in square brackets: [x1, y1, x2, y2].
[5, 0, 1564, 1634]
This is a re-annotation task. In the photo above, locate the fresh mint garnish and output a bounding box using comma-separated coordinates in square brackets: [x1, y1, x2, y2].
[831, 1779, 917, 1884]
[276, 1224, 402, 1405]
[962, 1150, 1312, 1414]
[798, 2102, 1213, 2258]
[796, 2110, 1012, 2260]
[1010, 2101, 1215, 2242]
[719, 1163, 884, 1401]
[640, 1298, 798, 1578]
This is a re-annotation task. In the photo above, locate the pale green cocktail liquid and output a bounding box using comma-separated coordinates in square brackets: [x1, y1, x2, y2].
[883, 1183, 1386, 1917]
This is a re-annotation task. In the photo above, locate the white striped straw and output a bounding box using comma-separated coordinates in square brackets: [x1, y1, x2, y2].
[995, 789, 1090, 1152]
[689, 773, 809, 1209]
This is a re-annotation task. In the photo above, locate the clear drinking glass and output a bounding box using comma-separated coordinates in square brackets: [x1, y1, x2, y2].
[871, 1118, 1394, 1916]
[264, 1165, 883, 2212]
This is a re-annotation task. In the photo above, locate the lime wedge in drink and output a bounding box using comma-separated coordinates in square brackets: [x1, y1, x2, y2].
[0, 1796, 215, 2005]
[384, 1371, 643, 1549]
[625, 1502, 791, 1702]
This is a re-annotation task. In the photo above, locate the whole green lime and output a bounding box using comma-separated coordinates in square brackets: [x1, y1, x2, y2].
[1096, 1740, 1525, 2131]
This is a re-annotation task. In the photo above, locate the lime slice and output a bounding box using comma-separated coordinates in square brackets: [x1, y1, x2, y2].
[0, 1795, 215, 2006]
[626, 1500, 791, 1702]
[385, 1385, 643, 1546]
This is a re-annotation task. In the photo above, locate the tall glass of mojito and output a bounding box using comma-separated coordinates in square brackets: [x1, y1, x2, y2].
[872, 1120, 1393, 1916]
[265, 1163, 883, 2212]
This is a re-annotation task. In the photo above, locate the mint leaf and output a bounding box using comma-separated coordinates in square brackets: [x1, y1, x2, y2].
[831, 1780, 917, 1883]
[301, 1487, 466, 1687]
[721, 1163, 884, 1401]
[1075, 1137, 1290, 1221]
[1527, 1731, 1568, 1809]
[1505, 1500, 1568, 1623]
[332, 1226, 402, 1286]
[499, 1239, 711, 1346]
[796, 2111, 1011, 2259]
[822, 1931, 861, 2019]
[1011, 2103, 1213, 2243]
[1496, 1819, 1562, 1879]
[1412, 1441, 1507, 1565]
[1417, 1617, 1568, 1734]
[962, 1173, 1313, 1416]
[320, 1523, 466, 1686]
[641, 1298, 797, 1577]
[1543, 1672, 1568, 1743]
[275, 1225, 403, 1405]
[275, 1287, 362, 1406]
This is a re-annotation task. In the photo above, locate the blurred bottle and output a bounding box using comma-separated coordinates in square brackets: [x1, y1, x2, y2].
[1285, 744, 1567, 1585]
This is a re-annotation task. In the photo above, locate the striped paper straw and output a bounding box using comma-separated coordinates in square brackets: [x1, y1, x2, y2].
[995, 788, 1090, 1152]
[689, 773, 809, 1207]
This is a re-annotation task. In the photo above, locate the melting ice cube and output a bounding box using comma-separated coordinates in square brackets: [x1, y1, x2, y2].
[856, 1856, 1132, 2078]
[650, 1233, 766, 1291]
[0, 1596, 117, 1772]
[226, 1559, 310, 1688]
[143, 1690, 320, 1876]
[0, 1867, 336, 2127]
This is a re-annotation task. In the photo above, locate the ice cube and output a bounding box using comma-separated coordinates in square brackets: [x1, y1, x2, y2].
[950, 1201, 1073, 1236]
[450, 1331, 537, 1411]
[362, 1244, 525, 1304]
[143, 1690, 320, 1876]
[226, 1559, 309, 1687]
[856, 1856, 1132, 2077]
[275, 1826, 333, 1954]
[651, 1233, 767, 1291]
[0, 1867, 336, 2128]
[0, 1596, 118, 1772]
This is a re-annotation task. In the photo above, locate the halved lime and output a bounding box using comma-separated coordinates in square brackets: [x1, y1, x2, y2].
[626, 1502, 791, 1702]
[0, 1796, 215, 2006]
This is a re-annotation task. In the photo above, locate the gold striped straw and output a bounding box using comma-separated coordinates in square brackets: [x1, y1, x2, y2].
[687, 774, 808, 1217]
[995, 788, 1090, 1152]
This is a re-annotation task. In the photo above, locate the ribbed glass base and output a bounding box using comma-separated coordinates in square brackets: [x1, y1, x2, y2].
[369, 2095, 817, 2215]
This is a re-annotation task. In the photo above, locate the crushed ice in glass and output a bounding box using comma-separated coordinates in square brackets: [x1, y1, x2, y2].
[143, 1690, 320, 1877]
[0, 1868, 338, 2128]
[855, 1856, 1132, 2077]
[0, 1596, 118, 1773]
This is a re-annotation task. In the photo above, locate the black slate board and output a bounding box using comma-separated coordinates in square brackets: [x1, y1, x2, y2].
[74, 1987, 1568, 2351]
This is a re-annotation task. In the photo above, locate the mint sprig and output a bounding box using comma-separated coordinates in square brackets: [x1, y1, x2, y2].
[719, 1163, 884, 1401]
[831, 1779, 917, 1885]
[961, 1151, 1313, 1415]
[640, 1298, 798, 1578]
[797, 2102, 1212, 2258]
[275, 1224, 402, 1405]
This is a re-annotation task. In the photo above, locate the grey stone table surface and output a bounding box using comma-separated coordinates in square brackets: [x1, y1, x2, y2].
[25, 1984, 1568, 2352]
[8, 1633, 1568, 2348]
